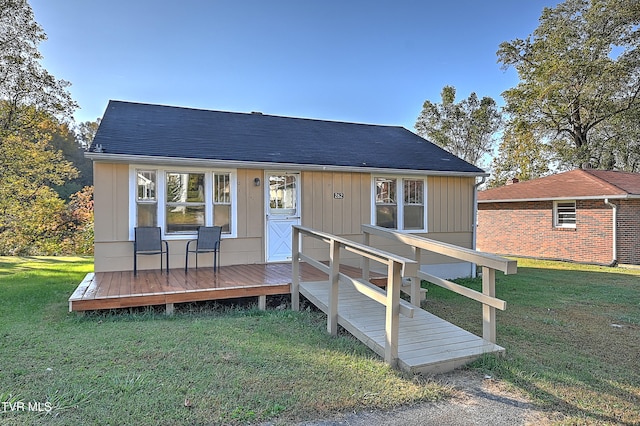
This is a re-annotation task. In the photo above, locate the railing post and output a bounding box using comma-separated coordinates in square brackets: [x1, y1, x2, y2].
[291, 226, 300, 311]
[482, 266, 497, 343]
[327, 239, 340, 336]
[362, 230, 370, 281]
[385, 260, 401, 367]
[409, 247, 422, 306]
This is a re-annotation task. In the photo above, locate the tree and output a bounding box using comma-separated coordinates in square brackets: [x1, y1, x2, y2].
[487, 120, 553, 187]
[0, 0, 91, 254]
[48, 120, 94, 199]
[497, 0, 640, 170]
[415, 86, 502, 167]
[0, 0, 77, 136]
[0, 133, 78, 254]
[76, 119, 100, 150]
[59, 185, 94, 255]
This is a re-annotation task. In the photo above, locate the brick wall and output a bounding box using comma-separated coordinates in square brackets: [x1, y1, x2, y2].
[617, 199, 640, 265]
[477, 199, 615, 264]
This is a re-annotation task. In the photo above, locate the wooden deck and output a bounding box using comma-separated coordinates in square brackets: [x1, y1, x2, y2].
[70, 261, 504, 374]
[69, 263, 380, 312]
[299, 279, 505, 375]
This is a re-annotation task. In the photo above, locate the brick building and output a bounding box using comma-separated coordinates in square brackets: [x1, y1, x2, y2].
[477, 169, 640, 266]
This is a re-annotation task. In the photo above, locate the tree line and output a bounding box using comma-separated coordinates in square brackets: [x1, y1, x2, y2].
[0, 0, 95, 255]
[2, 0, 639, 254]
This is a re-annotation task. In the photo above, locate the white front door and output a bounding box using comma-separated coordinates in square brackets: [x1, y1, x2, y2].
[266, 172, 300, 262]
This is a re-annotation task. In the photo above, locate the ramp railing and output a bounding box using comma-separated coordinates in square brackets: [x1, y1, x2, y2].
[361, 224, 516, 344]
[291, 225, 417, 368]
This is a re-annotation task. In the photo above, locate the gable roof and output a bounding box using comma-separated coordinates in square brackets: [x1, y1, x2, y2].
[87, 100, 485, 176]
[478, 169, 640, 203]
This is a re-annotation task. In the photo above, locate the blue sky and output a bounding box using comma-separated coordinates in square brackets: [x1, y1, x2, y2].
[30, 0, 559, 130]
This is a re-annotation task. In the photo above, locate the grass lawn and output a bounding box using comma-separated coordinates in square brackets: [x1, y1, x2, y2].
[1, 257, 638, 425]
[425, 258, 640, 425]
[0, 257, 447, 425]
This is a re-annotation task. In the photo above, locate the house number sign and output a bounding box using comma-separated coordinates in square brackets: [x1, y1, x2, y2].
[333, 192, 344, 199]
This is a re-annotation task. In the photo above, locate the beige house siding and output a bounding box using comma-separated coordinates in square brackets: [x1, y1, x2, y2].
[93, 163, 477, 276]
[93, 163, 130, 272]
[300, 171, 371, 264]
[428, 176, 474, 233]
[93, 162, 130, 242]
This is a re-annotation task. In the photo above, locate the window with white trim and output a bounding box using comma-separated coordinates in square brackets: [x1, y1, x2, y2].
[130, 166, 236, 238]
[554, 200, 576, 228]
[403, 179, 424, 230]
[213, 172, 232, 233]
[374, 176, 426, 231]
[136, 170, 157, 226]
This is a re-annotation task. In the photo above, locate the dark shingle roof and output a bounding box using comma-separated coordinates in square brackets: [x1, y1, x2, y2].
[89, 100, 485, 175]
[478, 169, 640, 202]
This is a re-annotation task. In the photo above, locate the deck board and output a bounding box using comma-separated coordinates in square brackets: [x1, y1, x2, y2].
[69, 263, 370, 313]
[299, 279, 504, 374]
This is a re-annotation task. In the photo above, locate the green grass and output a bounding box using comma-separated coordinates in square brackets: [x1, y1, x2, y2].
[0, 257, 448, 425]
[423, 258, 640, 425]
[2, 257, 639, 425]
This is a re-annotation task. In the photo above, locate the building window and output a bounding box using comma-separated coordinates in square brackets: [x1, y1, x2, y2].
[374, 176, 426, 231]
[554, 200, 576, 228]
[213, 173, 231, 233]
[136, 170, 157, 226]
[165, 172, 206, 234]
[375, 177, 397, 228]
[403, 179, 424, 230]
[130, 166, 236, 239]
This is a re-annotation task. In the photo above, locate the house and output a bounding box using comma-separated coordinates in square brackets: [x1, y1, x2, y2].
[477, 169, 640, 266]
[87, 100, 487, 277]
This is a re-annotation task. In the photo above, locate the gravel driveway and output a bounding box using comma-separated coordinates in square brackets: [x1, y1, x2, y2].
[298, 370, 561, 426]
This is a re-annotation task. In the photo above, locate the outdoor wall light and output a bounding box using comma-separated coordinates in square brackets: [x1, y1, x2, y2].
[254, 177, 261, 186]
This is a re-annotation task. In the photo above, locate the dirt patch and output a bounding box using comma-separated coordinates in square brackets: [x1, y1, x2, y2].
[297, 370, 562, 426]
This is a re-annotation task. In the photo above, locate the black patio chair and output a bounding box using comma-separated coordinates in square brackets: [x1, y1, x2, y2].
[133, 226, 169, 276]
[185, 226, 222, 272]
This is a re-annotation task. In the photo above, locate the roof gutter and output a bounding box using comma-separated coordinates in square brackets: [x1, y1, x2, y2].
[604, 198, 618, 266]
[471, 176, 486, 277]
[84, 152, 489, 178]
[478, 194, 640, 202]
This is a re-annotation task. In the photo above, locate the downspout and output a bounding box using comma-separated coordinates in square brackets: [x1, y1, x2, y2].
[604, 198, 618, 266]
[472, 176, 486, 277]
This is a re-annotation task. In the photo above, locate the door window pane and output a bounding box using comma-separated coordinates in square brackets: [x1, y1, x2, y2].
[269, 174, 297, 215]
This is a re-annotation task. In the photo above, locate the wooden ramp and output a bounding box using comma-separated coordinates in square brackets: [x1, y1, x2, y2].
[299, 279, 505, 375]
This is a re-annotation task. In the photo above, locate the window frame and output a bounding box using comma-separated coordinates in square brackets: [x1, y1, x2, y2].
[135, 169, 158, 227]
[553, 200, 576, 228]
[371, 175, 427, 232]
[129, 165, 237, 240]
